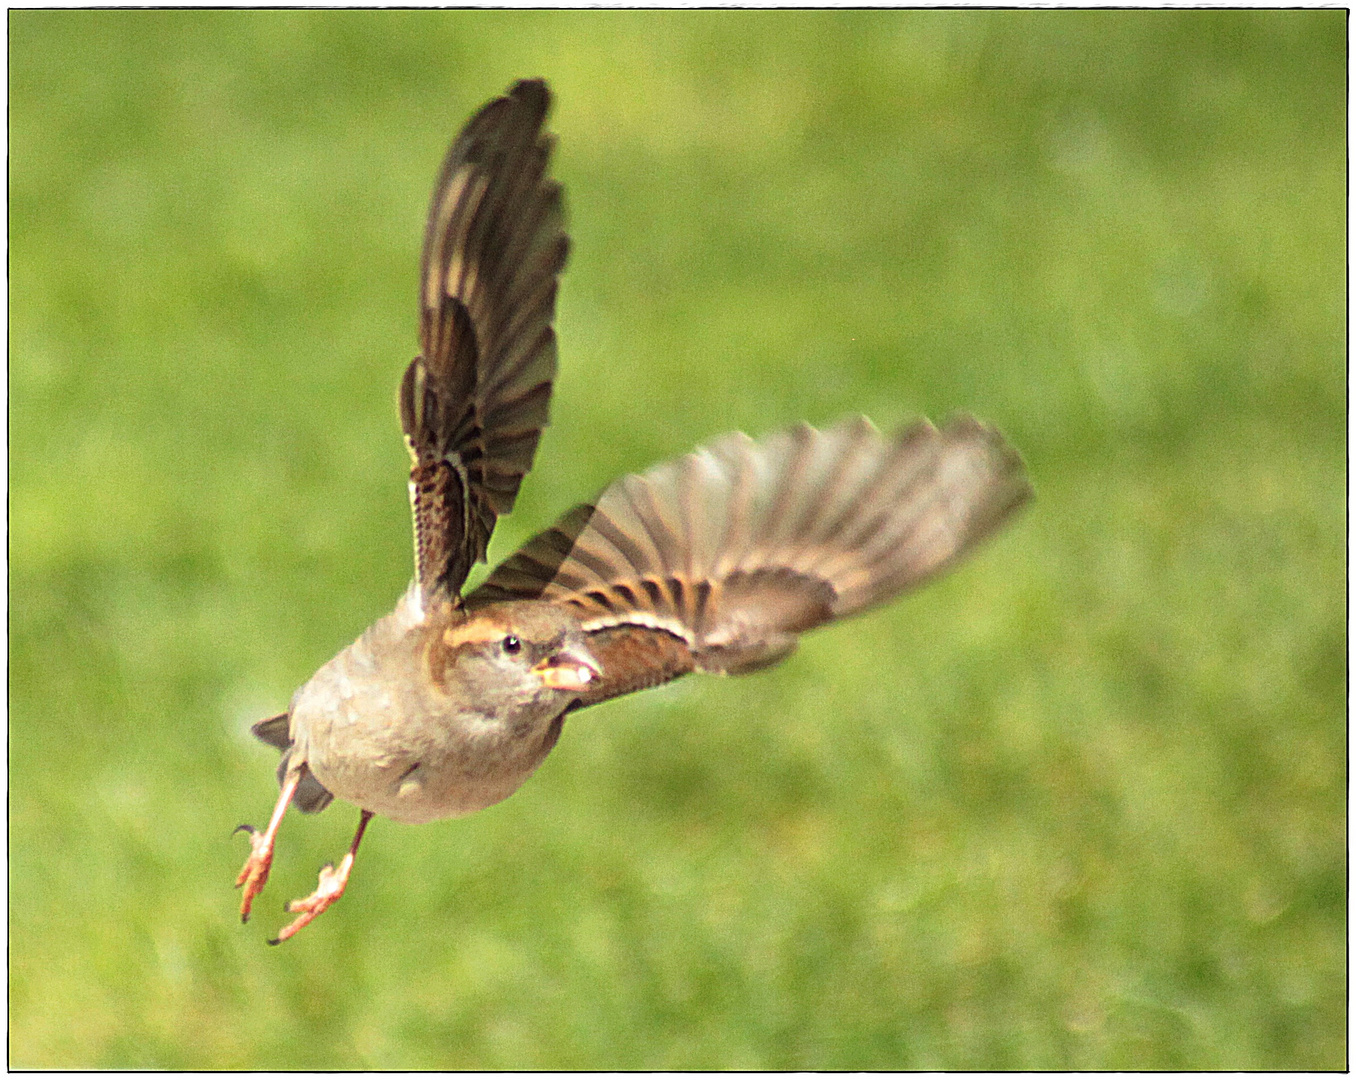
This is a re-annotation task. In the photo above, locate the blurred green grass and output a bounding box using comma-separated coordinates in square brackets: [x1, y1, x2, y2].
[9, 9, 1345, 1070]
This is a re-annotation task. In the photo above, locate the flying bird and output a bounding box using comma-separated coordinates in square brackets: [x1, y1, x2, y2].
[236, 79, 1032, 943]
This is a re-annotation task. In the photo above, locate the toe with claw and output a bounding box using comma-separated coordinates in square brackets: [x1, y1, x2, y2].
[234, 767, 303, 924]
[269, 856, 353, 944]
[266, 809, 372, 945]
[234, 824, 275, 923]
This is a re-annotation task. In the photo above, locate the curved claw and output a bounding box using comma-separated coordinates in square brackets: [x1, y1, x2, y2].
[233, 769, 303, 924]
[234, 827, 273, 923]
[267, 810, 372, 945]
[270, 858, 351, 943]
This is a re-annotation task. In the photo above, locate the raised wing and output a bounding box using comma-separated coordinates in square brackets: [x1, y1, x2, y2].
[470, 415, 1032, 708]
[401, 79, 569, 600]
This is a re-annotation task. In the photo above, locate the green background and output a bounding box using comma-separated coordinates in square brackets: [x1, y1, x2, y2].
[10, 10, 1346, 1070]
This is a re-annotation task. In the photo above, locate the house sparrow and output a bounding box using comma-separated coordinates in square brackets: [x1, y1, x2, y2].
[236, 78, 1032, 943]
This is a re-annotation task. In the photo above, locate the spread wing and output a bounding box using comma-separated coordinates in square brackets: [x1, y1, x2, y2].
[400, 79, 569, 601]
[469, 415, 1032, 709]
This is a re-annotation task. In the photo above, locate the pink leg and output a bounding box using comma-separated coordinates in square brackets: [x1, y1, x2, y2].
[269, 809, 374, 945]
[235, 767, 302, 922]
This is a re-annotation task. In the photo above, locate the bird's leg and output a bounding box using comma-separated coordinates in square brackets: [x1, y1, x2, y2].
[234, 764, 303, 922]
[270, 809, 374, 945]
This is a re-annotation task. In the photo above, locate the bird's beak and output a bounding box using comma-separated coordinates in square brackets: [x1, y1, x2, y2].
[532, 646, 600, 691]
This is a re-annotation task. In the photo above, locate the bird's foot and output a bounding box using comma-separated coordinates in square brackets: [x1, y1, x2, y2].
[269, 852, 355, 945]
[233, 824, 274, 923]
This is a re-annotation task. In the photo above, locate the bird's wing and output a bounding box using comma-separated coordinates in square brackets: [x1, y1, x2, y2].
[401, 79, 569, 601]
[469, 415, 1032, 708]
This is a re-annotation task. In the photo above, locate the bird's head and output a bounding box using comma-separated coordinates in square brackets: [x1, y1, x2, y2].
[429, 601, 600, 709]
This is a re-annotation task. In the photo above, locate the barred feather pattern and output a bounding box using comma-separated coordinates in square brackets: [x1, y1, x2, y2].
[402, 78, 569, 599]
[471, 415, 1032, 696]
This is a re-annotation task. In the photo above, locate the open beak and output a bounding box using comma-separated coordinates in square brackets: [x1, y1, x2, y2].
[532, 646, 600, 691]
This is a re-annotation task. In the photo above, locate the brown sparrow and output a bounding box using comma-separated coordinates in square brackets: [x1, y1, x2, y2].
[235, 79, 1032, 943]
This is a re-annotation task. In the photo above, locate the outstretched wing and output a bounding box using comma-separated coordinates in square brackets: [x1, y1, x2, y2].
[469, 415, 1032, 708]
[401, 79, 569, 601]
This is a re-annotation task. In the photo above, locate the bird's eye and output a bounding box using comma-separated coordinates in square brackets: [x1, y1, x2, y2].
[502, 635, 522, 655]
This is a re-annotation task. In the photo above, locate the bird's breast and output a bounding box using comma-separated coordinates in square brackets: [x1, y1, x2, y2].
[287, 615, 565, 824]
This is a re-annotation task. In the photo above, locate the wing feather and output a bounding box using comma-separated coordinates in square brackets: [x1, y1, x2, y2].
[470, 415, 1032, 706]
[402, 79, 568, 600]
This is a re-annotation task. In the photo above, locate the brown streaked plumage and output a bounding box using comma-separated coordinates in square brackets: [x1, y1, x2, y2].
[471, 414, 1030, 688]
[235, 79, 1032, 943]
[400, 77, 566, 600]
